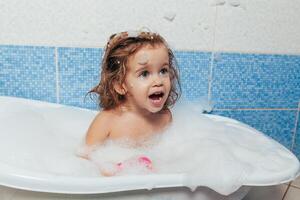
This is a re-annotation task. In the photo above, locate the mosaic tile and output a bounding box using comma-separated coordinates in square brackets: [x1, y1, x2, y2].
[58, 47, 102, 110]
[0, 45, 56, 102]
[211, 109, 296, 150]
[211, 53, 300, 109]
[175, 51, 211, 101]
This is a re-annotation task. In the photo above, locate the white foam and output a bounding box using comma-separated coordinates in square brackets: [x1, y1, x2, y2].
[228, 0, 240, 7]
[163, 12, 176, 22]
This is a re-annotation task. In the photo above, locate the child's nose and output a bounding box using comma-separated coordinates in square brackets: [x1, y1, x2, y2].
[152, 75, 163, 87]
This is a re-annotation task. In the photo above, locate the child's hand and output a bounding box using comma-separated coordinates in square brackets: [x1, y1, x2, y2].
[76, 144, 97, 160]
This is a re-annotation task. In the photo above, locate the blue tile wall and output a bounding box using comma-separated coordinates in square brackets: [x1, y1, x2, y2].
[0, 44, 300, 159]
[212, 53, 300, 109]
[175, 51, 211, 101]
[212, 110, 297, 150]
[0, 45, 56, 102]
[58, 47, 102, 109]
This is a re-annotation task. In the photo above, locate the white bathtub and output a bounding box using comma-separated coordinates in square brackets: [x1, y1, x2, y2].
[0, 96, 299, 200]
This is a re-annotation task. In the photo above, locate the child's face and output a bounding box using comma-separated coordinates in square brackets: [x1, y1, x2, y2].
[122, 44, 171, 113]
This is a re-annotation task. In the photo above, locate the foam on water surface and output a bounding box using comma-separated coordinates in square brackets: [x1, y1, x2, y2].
[0, 96, 299, 195]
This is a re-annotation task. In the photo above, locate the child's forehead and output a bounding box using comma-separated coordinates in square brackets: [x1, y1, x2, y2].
[133, 44, 169, 60]
[126, 44, 169, 70]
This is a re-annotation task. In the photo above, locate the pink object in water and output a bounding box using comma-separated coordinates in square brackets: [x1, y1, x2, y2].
[138, 156, 153, 170]
[116, 156, 153, 172]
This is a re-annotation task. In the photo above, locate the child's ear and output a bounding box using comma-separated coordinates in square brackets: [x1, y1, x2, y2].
[113, 82, 127, 95]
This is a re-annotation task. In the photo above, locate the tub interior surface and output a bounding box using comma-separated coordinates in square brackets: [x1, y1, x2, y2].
[0, 96, 299, 195]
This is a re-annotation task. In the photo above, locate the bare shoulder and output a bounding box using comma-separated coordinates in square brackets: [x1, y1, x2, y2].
[85, 109, 115, 146]
[94, 109, 115, 122]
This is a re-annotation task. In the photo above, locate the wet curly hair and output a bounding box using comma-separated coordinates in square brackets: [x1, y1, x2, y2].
[89, 31, 181, 110]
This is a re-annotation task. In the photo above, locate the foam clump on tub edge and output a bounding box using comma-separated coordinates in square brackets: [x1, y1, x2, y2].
[87, 100, 300, 195]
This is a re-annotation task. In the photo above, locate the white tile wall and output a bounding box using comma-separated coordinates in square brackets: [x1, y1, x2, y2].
[0, 0, 299, 54]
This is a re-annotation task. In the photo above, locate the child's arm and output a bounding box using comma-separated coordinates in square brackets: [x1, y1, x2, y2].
[76, 111, 112, 159]
[78, 111, 111, 159]
[78, 111, 118, 176]
[85, 111, 111, 146]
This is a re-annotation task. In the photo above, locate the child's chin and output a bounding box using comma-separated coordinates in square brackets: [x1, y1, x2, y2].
[148, 106, 164, 113]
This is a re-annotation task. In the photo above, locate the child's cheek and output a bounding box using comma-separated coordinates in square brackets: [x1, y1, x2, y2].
[134, 78, 150, 87]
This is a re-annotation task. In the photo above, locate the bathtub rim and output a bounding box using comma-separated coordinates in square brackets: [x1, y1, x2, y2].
[0, 160, 298, 194]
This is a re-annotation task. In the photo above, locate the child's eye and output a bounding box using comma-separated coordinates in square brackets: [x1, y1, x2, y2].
[160, 67, 169, 75]
[139, 70, 149, 78]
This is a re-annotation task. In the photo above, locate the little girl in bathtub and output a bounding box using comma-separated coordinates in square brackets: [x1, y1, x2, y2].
[78, 31, 181, 176]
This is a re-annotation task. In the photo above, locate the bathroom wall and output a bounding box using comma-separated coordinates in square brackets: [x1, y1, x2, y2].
[0, 0, 300, 158]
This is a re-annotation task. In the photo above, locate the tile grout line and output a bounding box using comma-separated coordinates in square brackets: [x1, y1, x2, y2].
[282, 182, 292, 200]
[207, 4, 218, 102]
[54, 47, 60, 104]
[208, 52, 214, 102]
[291, 101, 300, 150]
[289, 184, 300, 190]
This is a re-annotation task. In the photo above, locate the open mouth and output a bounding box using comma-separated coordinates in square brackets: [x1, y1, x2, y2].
[148, 91, 164, 100]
